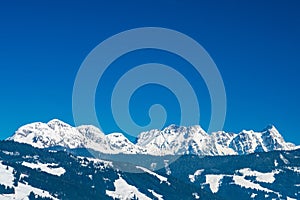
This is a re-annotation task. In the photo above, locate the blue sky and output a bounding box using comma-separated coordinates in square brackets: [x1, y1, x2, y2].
[0, 0, 299, 144]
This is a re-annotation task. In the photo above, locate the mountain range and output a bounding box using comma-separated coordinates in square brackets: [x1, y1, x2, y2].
[8, 119, 298, 156]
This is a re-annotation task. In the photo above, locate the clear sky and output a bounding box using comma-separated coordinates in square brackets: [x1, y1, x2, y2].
[0, 0, 299, 144]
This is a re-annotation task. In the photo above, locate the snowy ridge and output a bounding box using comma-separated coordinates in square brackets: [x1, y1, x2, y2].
[7, 119, 298, 156]
[136, 124, 297, 156]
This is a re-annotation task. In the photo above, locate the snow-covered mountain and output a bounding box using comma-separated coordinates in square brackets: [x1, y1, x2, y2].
[136, 124, 296, 156]
[8, 119, 144, 154]
[7, 119, 297, 156]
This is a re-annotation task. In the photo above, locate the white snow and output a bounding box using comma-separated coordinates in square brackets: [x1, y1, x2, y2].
[20, 173, 28, 179]
[8, 120, 146, 155]
[0, 162, 14, 188]
[136, 166, 170, 185]
[198, 170, 284, 198]
[106, 133, 144, 154]
[192, 192, 200, 199]
[1, 151, 20, 156]
[232, 175, 273, 193]
[279, 154, 290, 164]
[287, 197, 297, 200]
[0, 162, 58, 200]
[274, 159, 278, 167]
[250, 193, 257, 198]
[148, 189, 163, 200]
[77, 156, 113, 170]
[106, 176, 151, 200]
[1, 181, 58, 200]
[232, 168, 283, 197]
[238, 168, 280, 183]
[22, 161, 65, 176]
[164, 160, 171, 175]
[286, 167, 300, 174]
[189, 169, 204, 183]
[205, 174, 224, 193]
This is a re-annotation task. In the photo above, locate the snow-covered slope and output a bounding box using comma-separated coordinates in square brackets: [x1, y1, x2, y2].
[7, 119, 297, 156]
[1, 140, 299, 200]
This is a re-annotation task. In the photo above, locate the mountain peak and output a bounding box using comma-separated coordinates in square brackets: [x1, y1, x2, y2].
[263, 124, 276, 131]
[47, 119, 72, 129]
[261, 124, 283, 139]
[163, 124, 180, 131]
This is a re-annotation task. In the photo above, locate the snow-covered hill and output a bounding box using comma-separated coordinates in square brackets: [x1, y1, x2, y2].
[0, 141, 299, 200]
[7, 119, 297, 156]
